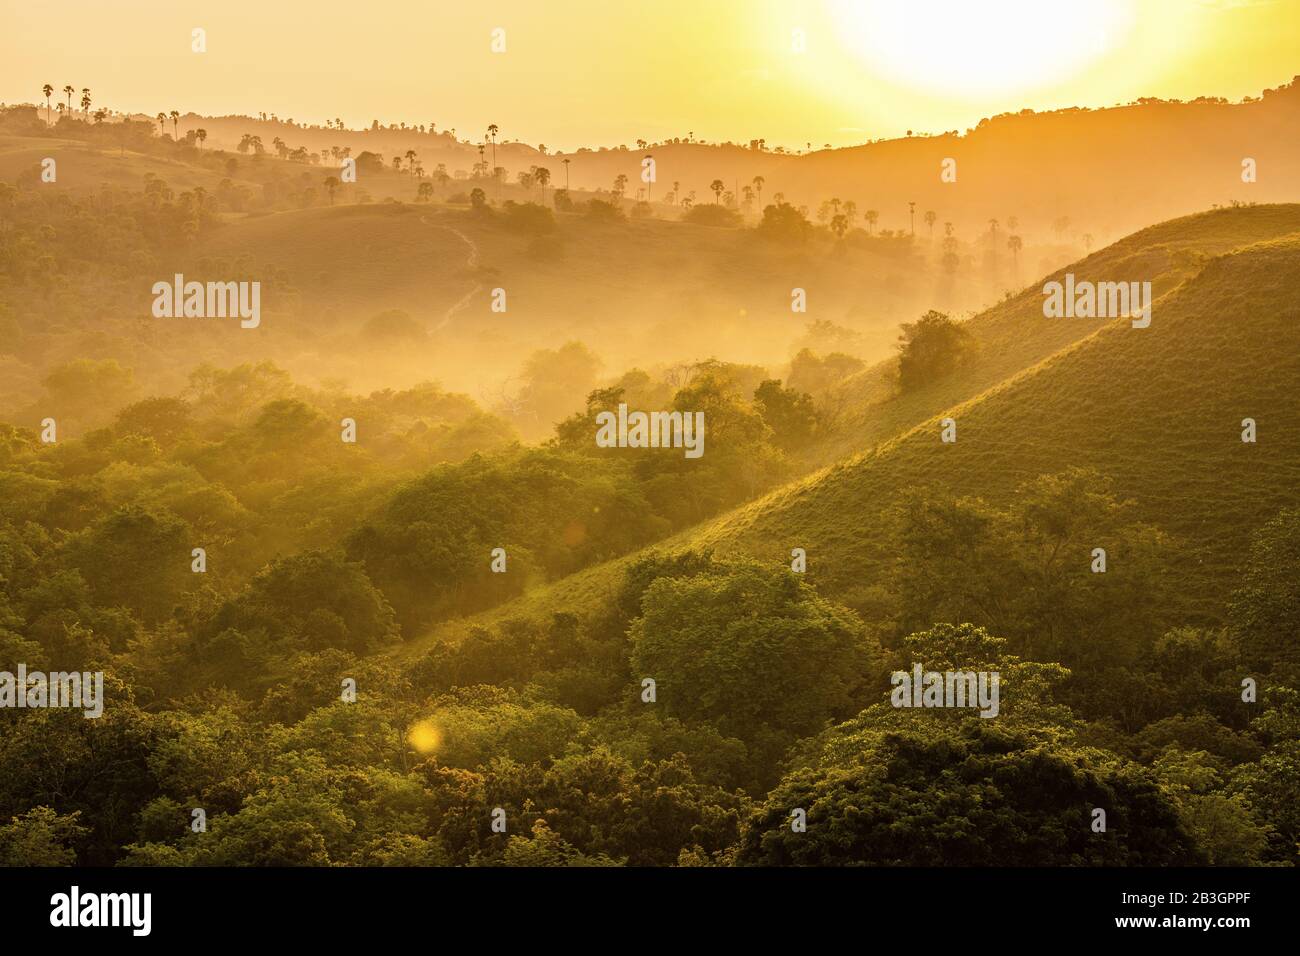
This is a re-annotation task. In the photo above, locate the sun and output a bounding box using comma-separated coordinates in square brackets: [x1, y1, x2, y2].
[827, 0, 1134, 98]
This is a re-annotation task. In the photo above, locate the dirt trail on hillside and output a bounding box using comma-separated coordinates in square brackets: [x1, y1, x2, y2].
[422, 217, 481, 332]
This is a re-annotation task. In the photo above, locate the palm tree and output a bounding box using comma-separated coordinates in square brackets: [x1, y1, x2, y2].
[391, 155, 401, 172]
[170, 110, 180, 140]
[924, 210, 937, 238]
[324, 176, 340, 204]
[55, 103, 65, 121]
[62, 85, 74, 117]
[156, 113, 167, 135]
[487, 124, 499, 192]
[710, 179, 724, 203]
[80, 88, 90, 117]
[562, 157, 571, 190]
[1007, 234, 1023, 268]
[405, 149, 417, 171]
[195, 128, 207, 150]
[752, 175, 765, 209]
[535, 166, 550, 204]
[42, 84, 53, 124]
[644, 154, 653, 200]
[908, 201, 916, 235]
[944, 221, 954, 237]
[864, 209, 879, 235]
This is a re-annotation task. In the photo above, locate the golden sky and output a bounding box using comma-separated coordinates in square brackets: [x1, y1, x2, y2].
[2, 0, 1297, 149]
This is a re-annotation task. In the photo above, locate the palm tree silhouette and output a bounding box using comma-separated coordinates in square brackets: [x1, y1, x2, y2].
[170, 110, 179, 140]
[535, 167, 550, 204]
[710, 179, 724, 203]
[487, 124, 499, 193]
[752, 175, 765, 209]
[864, 209, 878, 235]
[195, 128, 207, 150]
[62, 85, 74, 117]
[156, 113, 167, 136]
[924, 210, 937, 238]
[908, 201, 916, 236]
[80, 89, 90, 117]
[42, 84, 53, 124]
[562, 157, 571, 191]
[1007, 234, 1023, 269]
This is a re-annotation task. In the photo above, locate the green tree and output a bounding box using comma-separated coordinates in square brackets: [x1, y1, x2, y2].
[629, 559, 876, 741]
[753, 379, 817, 452]
[0, 808, 87, 866]
[1229, 507, 1300, 670]
[895, 310, 976, 392]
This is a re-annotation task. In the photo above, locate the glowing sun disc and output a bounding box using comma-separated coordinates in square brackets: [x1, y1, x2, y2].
[828, 0, 1132, 97]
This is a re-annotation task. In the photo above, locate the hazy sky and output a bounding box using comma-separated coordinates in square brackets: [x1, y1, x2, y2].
[2, 0, 1297, 149]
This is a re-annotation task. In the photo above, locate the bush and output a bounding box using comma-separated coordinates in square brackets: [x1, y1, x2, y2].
[684, 204, 741, 227]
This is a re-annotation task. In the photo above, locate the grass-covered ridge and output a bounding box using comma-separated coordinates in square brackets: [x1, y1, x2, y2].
[403, 204, 1300, 654]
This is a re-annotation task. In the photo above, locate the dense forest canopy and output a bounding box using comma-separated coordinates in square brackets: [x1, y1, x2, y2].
[0, 93, 1297, 869]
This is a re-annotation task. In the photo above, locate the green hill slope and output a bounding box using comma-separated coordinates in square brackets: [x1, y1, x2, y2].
[814, 203, 1300, 462]
[697, 225, 1300, 611]
[395, 204, 1300, 655]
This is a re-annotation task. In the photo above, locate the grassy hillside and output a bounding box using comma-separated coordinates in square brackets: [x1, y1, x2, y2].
[815, 203, 1300, 460]
[184, 201, 983, 400]
[0, 133, 241, 193]
[195, 203, 473, 315]
[396, 204, 1300, 655]
[698, 228, 1300, 609]
[183, 76, 1300, 241]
